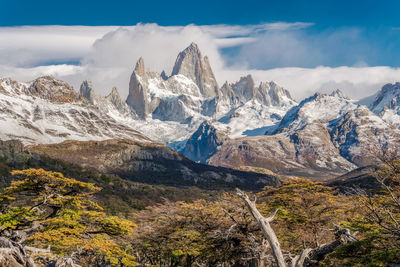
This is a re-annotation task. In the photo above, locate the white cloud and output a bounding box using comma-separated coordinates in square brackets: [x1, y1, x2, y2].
[0, 26, 118, 67]
[0, 23, 399, 101]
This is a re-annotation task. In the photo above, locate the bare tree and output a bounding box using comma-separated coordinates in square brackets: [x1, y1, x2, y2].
[236, 189, 358, 267]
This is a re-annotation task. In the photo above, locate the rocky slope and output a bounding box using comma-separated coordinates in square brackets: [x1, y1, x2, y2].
[183, 121, 229, 163]
[0, 76, 149, 145]
[189, 91, 400, 179]
[0, 43, 296, 150]
[2, 42, 400, 181]
[28, 139, 281, 189]
[362, 82, 400, 128]
[124, 43, 297, 147]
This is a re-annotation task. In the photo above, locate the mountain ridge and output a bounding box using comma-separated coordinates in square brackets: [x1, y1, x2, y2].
[1, 42, 400, 180]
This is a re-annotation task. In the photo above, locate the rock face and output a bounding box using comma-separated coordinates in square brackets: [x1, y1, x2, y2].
[171, 43, 219, 98]
[366, 82, 400, 128]
[0, 76, 148, 145]
[126, 56, 205, 120]
[124, 43, 297, 145]
[0, 140, 24, 155]
[218, 76, 294, 107]
[80, 80, 135, 118]
[28, 139, 281, 190]
[198, 90, 400, 179]
[126, 58, 149, 118]
[183, 121, 229, 164]
[26, 76, 79, 104]
[106, 87, 133, 116]
[329, 105, 400, 166]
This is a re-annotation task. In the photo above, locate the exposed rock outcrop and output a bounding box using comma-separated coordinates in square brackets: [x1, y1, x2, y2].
[0, 77, 149, 145]
[26, 76, 79, 104]
[183, 121, 229, 164]
[367, 82, 400, 128]
[171, 43, 219, 98]
[204, 91, 400, 179]
[126, 58, 150, 118]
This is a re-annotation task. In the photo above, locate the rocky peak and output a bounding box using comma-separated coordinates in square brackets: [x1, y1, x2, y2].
[369, 82, 400, 114]
[106, 86, 122, 105]
[171, 42, 219, 98]
[106, 86, 135, 116]
[257, 81, 295, 106]
[218, 76, 296, 113]
[270, 92, 355, 135]
[79, 80, 97, 103]
[26, 76, 79, 104]
[134, 57, 147, 77]
[329, 89, 349, 99]
[126, 58, 150, 118]
[220, 81, 235, 101]
[160, 70, 168, 80]
[109, 86, 120, 98]
[329, 105, 400, 166]
[231, 75, 256, 102]
[0, 77, 26, 95]
[183, 121, 229, 164]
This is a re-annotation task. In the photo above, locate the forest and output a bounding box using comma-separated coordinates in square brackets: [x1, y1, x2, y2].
[0, 155, 399, 266]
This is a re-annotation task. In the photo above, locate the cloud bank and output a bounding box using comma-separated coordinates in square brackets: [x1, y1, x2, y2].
[0, 23, 399, 100]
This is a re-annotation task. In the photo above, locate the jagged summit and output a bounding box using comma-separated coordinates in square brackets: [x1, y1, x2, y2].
[26, 76, 79, 104]
[134, 57, 146, 77]
[270, 91, 356, 135]
[171, 42, 219, 97]
[80, 80, 135, 118]
[126, 57, 150, 118]
[367, 82, 400, 128]
[218, 74, 295, 108]
[329, 89, 349, 99]
[370, 82, 400, 113]
[0, 77, 148, 145]
[160, 70, 168, 80]
[108, 86, 120, 97]
[79, 80, 96, 102]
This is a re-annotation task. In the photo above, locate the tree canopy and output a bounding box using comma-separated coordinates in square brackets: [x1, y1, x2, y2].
[0, 168, 136, 266]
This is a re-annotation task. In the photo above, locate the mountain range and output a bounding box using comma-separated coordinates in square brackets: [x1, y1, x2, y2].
[1, 42, 400, 182]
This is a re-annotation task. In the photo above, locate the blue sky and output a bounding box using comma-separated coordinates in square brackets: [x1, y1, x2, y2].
[2, 0, 400, 68]
[2, 0, 400, 100]
[1, 0, 397, 28]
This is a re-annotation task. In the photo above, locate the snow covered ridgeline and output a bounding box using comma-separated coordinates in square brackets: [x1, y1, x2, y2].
[125, 43, 297, 144]
[0, 42, 297, 147]
[2, 42, 400, 180]
[0, 76, 149, 144]
[192, 89, 400, 179]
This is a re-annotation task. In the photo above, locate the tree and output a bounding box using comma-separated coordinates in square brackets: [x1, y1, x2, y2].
[328, 159, 400, 266]
[257, 179, 355, 251]
[236, 178, 358, 267]
[0, 168, 136, 266]
[131, 196, 267, 266]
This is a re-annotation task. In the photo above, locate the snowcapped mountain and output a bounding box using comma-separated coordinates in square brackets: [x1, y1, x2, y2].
[123, 42, 297, 148]
[2, 42, 400, 180]
[271, 90, 357, 135]
[361, 82, 400, 128]
[0, 43, 296, 149]
[0, 76, 149, 144]
[190, 90, 400, 178]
